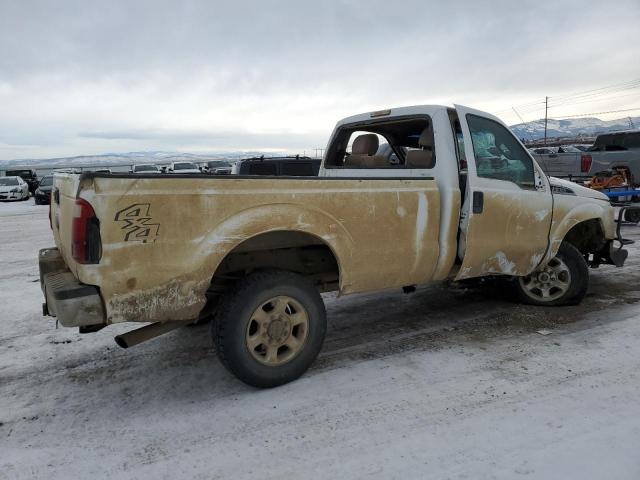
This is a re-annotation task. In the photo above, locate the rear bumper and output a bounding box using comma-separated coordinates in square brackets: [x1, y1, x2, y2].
[39, 248, 106, 327]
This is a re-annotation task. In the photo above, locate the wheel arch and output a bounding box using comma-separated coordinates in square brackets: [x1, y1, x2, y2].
[195, 204, 350, 318]
[545, 201, 612, 264]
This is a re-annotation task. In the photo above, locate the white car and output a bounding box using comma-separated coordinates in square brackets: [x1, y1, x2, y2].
[132, 164, 161, 174]
[169, 162, 201, 174]
[0, 176, 30, 201]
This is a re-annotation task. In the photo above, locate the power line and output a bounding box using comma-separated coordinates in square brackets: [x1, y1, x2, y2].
[552, 107, 640, 119]
[549, 90, 640, 109]
[549, 83, 640, 108]
[549, 78, 640, 102]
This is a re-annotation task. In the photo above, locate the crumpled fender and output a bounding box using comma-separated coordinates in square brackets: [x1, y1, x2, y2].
[543, 201, 614, 265]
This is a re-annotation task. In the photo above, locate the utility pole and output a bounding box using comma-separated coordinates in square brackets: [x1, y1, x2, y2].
[544, 96, 549, 145]
[629, 117, 635, 130]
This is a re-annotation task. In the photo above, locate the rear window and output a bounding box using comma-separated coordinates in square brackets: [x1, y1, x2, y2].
[591, 133, 640, 150]
[207, 161, 231, 168]
[174, 162, 197, 170]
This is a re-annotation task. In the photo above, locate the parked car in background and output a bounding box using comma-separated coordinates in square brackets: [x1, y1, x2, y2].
[233, 156, 321, 176]
[5, 168, 38, 194]
[131, 164, 161, 174]
[203, 160, 234, 175]
[169, 161, 201, 174]
[0, 176, 30, 201]
[532, 131, 640, 184]
[34, 176, 53, 205]
[92, 169, 112, 174]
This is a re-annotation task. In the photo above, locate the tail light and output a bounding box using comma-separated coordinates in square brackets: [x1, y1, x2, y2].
[71, 198, 101, 264]
[48, 193, 53, 230]
[580, 154, 592, 173]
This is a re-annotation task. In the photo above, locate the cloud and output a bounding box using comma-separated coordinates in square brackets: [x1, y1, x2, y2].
[0, 0, 639, 159]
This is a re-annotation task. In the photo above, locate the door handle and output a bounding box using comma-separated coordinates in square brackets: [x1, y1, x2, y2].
[472, 191, 484, 214]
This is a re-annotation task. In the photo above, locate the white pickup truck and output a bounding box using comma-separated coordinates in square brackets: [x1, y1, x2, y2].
[39, 104, 634, 387]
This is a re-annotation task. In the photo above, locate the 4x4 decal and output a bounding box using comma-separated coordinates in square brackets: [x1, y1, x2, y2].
[114, 203, 160, 243]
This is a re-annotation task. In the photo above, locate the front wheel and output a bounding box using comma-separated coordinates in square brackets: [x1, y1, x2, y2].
[213, 270, 327, 388]
[513, 242, 588, 306]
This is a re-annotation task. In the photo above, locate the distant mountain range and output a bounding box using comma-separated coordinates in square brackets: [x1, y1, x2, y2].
[0, 151, 284, 170]
[510, 115, 639, 141]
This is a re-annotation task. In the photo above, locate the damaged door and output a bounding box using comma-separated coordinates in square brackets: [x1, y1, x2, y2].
[454, 105, 552, 280]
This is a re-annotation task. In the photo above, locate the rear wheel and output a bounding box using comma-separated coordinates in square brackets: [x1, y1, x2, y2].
[213, 270, 326, 388]
[513, 242, 588, 306]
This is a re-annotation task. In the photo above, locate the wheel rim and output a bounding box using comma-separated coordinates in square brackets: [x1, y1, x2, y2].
[519, 256, 572, 302]
[245, 295, 309, 366]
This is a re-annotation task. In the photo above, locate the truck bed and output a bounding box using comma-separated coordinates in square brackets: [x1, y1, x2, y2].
[50, 172, 442, 324]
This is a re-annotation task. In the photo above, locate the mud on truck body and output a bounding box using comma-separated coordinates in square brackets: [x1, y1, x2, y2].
[40, 105, 635, 387]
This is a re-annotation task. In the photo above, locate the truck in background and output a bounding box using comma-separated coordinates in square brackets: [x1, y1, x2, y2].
[531, 131, 640, 185]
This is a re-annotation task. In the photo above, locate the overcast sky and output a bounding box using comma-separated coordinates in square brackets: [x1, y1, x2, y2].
[1, 0, 639, 160]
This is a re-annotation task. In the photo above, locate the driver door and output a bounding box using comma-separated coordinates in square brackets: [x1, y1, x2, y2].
[454, 105, 552, 280]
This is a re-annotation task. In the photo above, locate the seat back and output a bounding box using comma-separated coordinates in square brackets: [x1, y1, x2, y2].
[345, 134, 388, 168]
[406, 125, 435, 169]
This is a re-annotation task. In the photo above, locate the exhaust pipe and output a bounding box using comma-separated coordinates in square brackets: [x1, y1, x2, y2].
[114, 320, 187, 349]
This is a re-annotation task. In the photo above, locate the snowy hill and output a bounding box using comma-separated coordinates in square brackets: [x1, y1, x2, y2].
[510, 116, 640, 141]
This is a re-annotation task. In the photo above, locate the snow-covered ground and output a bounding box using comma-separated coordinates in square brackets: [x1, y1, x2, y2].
[1, 200, 640, 479]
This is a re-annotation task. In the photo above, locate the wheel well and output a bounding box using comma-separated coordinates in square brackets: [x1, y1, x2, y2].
[204, 231, 340, 310]
[562, 219, 606, 255]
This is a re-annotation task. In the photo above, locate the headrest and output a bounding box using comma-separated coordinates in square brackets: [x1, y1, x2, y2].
[418, 125, 434, 149]
[352, 134, 379, 156]
[406, 149, 435, 169]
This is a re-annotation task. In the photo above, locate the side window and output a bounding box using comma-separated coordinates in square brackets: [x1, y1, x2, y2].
[281, 162, 314, 176]
[625, 133, 640, 149]
[466, 114, 535, 189]
[248, 163, 277, 175]
[324, 116, 434, 169]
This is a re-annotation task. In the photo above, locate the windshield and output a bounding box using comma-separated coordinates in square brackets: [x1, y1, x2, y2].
[0, 177, 19, 186]
[135, 165, 158, 171]
[6, 170, 32, 177]
[207, 161, 231, 168]
[174, 162, 197, 170]
[39, 176, 53, 186]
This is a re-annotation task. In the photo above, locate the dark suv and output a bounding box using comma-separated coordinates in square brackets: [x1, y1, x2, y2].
[235, 156, 321, 176]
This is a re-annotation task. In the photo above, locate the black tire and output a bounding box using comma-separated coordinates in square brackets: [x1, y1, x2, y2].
[624, 208, 640, 224]
[213, 270, 326, 388]
[512, 242, 589, 306]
